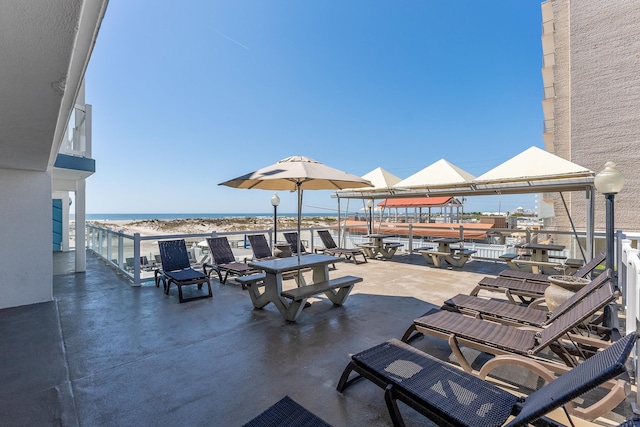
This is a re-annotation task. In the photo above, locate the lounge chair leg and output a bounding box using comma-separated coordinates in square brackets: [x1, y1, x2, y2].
[401, 324, 421, 343]
[384, 385, 406, 427]
[336, 362, 362, 392]
[448, 335, 472, 373]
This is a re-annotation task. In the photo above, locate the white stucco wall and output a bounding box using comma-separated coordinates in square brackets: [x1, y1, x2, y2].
[0, 168, 53, 309]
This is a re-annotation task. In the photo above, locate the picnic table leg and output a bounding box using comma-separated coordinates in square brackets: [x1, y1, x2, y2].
[445, 254, 465, 268]
[430, 254, 445, 268]
[311, 264, 329, 284]
[247, 273, 293, 319]
[323, 284, 354, 305]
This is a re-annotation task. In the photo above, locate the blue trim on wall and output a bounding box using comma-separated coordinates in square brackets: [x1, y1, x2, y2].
[54, 153, 95, 173]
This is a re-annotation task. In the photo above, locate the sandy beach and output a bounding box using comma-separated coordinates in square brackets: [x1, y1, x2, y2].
[86, 216, 339, 237]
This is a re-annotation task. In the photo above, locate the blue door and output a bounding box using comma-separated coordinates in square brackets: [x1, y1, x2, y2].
[52, 199, 62, 251]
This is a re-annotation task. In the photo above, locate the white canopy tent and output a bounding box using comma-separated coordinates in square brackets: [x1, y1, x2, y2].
[334, 146, 597, 258]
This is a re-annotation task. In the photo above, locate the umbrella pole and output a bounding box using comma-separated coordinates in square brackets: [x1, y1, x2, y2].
[297, 183, 302, 265]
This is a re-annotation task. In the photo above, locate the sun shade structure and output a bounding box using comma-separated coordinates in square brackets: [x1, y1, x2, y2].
[219, 156, 371, 260]
[394, 159, 476, 189]
[335, 147, 595, 199]
[360, 167, 402, 190]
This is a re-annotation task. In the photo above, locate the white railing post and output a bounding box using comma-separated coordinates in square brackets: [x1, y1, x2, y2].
[117, 234, 123, 269]
[620, 239, 640, 413]
[133, 233, 141, 286]
[408, 224, 413, 253]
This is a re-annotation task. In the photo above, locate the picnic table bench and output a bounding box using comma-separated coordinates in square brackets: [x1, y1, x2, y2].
[281, 275, 362, 303]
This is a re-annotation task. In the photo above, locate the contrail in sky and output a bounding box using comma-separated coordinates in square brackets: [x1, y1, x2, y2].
[214, 30, 250, 50]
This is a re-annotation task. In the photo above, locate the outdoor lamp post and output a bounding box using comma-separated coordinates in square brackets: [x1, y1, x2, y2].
[594, 161, 625, 278]
[594, 161, 624, 328]
[367, 199, 374, 235]
[271, 193, 280, 247]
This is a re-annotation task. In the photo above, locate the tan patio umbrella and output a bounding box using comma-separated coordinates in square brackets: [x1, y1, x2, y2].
[219, 156, 372, 262]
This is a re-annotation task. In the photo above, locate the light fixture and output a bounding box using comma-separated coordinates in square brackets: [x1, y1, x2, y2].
[594, 161, 625, 195]
[367, 199, 374, 235]
[271, 193, 280, 251]
[594, 161, 624, 328]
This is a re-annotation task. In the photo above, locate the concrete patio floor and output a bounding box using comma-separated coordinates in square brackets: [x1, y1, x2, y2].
[0, 251, 635, 426]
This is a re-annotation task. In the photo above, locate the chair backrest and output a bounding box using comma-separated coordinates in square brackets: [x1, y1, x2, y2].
[546, 269, 611, 323]
[284, 232, 307, 255]
[576, 252, 606, 279]
[158, 239, 191, 272]
[247, 234, 273, 260]
[535, 282, 618, 352]
[504, 332, 637, 427]
[317, 230, 338, 250]
[206, 237, 236, 264]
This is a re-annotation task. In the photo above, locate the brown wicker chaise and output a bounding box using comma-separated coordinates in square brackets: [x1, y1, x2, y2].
[444, 269, 612, 328]
[498, 252, 606, 284]
[337, 333, 636, 426]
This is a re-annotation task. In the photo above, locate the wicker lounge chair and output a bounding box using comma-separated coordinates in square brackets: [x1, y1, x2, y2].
[315, 230, 367, 264]
[444, 270, 612, 329]
[337, 333, 636, 426]
[498, 252, 606, 284]
[202, 237, 260, 287]
[246, 234, 276, 260]
[470, 276, 550, 304]
[402, 283, 620, 375]
[155, 239, 212, 303]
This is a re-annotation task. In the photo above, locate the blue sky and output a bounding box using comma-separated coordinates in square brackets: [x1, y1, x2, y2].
[85, 1, 544, 215]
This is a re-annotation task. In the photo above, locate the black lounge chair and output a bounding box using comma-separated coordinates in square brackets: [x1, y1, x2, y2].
[203, 237, 260, 287]
[315, 230, 367, 264]
[283, 232, 309, 256]
[246, 234, 276, 260]
[155, 239, 212, 303]
[337, 333, 636, 427]
[444, 269, 612, 329]
[498, 252, 606, 284]
[242, 396, 332, 427]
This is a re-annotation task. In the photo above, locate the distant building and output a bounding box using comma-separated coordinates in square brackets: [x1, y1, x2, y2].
[541, 1, 640, 233]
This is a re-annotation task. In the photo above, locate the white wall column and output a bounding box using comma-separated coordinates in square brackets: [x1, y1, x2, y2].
[0, 168, 53, 309]
[75, 179, 86, 272]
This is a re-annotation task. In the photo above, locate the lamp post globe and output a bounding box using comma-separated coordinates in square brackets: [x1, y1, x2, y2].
[594, 161, 625, 195]
[271, 193, 280, 248]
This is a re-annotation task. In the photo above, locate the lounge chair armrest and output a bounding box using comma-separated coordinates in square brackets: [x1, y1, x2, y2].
[560, 333, 614, 349]
[477, 354, 556, 384]
[477, 354, 630, 420]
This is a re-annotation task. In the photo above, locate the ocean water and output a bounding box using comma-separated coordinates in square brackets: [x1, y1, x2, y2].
[81, 213, 338, 221]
